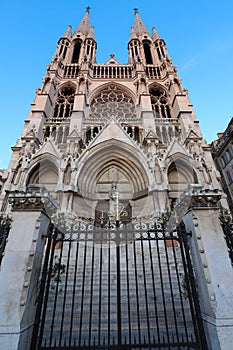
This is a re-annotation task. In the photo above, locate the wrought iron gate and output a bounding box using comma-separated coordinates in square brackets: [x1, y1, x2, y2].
[31, 219, 207, 349]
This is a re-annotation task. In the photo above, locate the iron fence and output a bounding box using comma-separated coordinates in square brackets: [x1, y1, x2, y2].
[31, 220, 207, 350]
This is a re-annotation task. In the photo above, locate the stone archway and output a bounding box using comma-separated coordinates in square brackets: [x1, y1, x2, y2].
[73, 140, 150, 220]
[27, 158, 59, 196]
[168, 159, 198, 208]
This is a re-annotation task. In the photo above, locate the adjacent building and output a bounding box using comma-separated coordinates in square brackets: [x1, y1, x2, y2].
[211, 118, 233, 215]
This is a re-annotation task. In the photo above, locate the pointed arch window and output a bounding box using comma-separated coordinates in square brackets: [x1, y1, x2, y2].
[155, 41, 165, 61]
[59, 40, 64, 56]
[59, 40, 69, 59]
[53, 87, 75, 120]
[72, 41, 81, 63]
[149, 87, 172, 119]
[143, 41, 153, 64]
[86, 127, 92, 142]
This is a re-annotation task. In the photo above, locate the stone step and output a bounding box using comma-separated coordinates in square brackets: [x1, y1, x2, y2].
[41, 239, 196, 346]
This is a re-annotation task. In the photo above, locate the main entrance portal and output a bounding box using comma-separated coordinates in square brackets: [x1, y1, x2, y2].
[31, 217, 206, 350]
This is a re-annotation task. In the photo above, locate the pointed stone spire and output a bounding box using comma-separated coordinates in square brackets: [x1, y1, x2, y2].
[133, 10, 150, 36]
[62, 25, 72, 40]
[129, 26, 138, 41]
[152, 27, 161, 41]
[74, 7, 91, 36]
[87, 26, 95, 40]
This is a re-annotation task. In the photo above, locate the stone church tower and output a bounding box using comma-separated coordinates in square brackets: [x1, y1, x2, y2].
[1, 9, 233, 350]
[0, 8, 220, 218]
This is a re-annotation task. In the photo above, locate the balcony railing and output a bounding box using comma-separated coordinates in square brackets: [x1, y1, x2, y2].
[92, 64, 133, 79]
[60, 62, 168, 80]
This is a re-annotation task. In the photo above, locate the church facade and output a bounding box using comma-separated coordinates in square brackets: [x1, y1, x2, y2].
[0, 8, 233, 350]
[0, 8, 220, 218]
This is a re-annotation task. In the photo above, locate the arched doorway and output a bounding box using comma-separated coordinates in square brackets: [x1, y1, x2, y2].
[168, 159, 198, 208]
[27, 159, 58, 196]
[74, 140, 150, 221]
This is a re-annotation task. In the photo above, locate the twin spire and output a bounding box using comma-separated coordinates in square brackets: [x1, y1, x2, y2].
[74, 6, 92, 36]
[62, 7, 161, 43]
[133, 10, 150, 36]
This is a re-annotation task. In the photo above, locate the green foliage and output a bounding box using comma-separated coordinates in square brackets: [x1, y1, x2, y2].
[51, 256, 66, 285]
[219, 207, 232, 224]
[0, 215, 12, 232]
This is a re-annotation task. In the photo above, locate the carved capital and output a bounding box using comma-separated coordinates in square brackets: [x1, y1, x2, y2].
[167, 184, 222, 229]
[8, 185, 59, 216]
[189, 191, 221, 209]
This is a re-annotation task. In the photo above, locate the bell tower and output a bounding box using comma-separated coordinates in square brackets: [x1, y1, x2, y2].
[1, 8, 233, 350]
[0, 8, 222, 219]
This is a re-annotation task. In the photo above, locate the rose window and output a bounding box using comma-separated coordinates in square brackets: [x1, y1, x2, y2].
[90, 85, 136, 119]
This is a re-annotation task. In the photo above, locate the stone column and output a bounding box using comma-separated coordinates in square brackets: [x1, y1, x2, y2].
[172, 185, 233, 350]
[0, 186, 59, 350]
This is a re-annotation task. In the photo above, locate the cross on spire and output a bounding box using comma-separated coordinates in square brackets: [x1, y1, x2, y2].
[133, 8, 139, 14]
[86, 5, 91, 13]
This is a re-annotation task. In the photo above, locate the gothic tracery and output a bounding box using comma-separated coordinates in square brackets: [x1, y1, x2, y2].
[53, 87, 75, 120]
[89, 85, 136, 119]
[149, 86, 172, 119]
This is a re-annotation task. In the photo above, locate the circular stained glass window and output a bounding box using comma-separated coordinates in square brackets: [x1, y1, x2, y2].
[90, 85, 136, 119]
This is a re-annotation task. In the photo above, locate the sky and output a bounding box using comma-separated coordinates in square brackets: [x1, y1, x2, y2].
[0, 0, 233, 169]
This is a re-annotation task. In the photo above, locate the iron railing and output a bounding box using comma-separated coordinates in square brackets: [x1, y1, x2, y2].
[31, 220, 207, 350]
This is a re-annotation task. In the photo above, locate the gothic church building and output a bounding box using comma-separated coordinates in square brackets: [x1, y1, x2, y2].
[0, 8, 220, 218]
[1, 8, 233, 350]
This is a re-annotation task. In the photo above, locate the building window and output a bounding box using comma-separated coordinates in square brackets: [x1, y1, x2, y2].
[226, 169, 233, 184]
[71, 41, 81, 63]
[221, 156, 226, 167]
[222, 152, 230, 166]
[143, 42, 153, 64]
[90, 85, 136, 120]
[149, 87, 171, 118]
[53, 87, 75, 120]
[86, 128, 91, 142]
[229, 144, 233, 157]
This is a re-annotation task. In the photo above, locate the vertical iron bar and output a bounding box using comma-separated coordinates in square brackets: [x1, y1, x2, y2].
[178, 222, 208, 349]
[155, 228, 170, 343]
[133, 239, 141, 344]
[148, 234, 160, 343]
[30, 226, 53, 350]
[69, 240, 80, 347]
[116, 238, 122, 346]
[163, 226, 179, 343]
[125, 238, 132, 345]
[78, 235, 88, 346]
[35, 227, 57, 350]
[170, 234, 189, 342]
[59, 239, 72, 346]
[98, 232, 103, 346]
[107, 229, 111, 345]
[88, 241, 95, 346]
[49, 237, 64, 347]
[140, 235, 151, 344]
